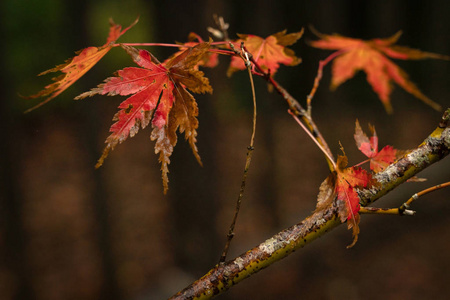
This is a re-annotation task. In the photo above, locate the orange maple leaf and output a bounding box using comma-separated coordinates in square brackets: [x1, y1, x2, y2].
[75, 42, 212, 193]
[166, 33, 218, 68]
[228, 29, 304, 77]
[354, 120, 397, 172]
[310, 30, 449, 113]
[25, 18, 138, 112]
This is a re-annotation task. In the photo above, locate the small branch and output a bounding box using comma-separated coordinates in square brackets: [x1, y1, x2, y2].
[170, 109, 450, 300]
[219, 43, 258, 263]
[399, 181, 450, 211]
[359, 207, 416, 216]
[360, 181, 450, 216]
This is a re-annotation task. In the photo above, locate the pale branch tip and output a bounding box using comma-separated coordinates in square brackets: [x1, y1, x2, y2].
[208, 15, 229, 41]
[358, 181, 450, 216]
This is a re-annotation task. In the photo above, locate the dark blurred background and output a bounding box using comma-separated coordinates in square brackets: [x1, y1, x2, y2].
[1, 0, 449, 299]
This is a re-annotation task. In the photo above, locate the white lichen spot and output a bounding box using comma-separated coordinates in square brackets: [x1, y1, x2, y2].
[407, 150, 429, 168]
[377, 164, 399, 183]
[443, 128, 450, 148]
[234, 257, 245, 271]
[315, 218, 326, 226]
[259, 237, 278, 254]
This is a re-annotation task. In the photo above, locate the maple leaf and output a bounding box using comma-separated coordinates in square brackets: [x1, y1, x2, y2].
[75, 42, 212, 193]
[316, 153, 376, 248]
[354, 120, 397, 172]
[310, 30, 449, 113]
[227, 29, 304, 77]
[25, 18, 139, 113]
[166, 33, 218, 68]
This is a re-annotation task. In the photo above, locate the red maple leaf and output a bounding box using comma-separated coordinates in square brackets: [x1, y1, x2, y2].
[316, 154, 376, 247]
[76, 42, 212, 193]
[336, 154, 376, 247]
[26, 18, 138, 112]
[310, 30, 449, 113]
[227, 29, 304, 77]
[335, 156, 370, 218]
[354, 120, 397, 172]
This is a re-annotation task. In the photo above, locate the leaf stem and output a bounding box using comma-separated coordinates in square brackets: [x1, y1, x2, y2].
[116, 41, 230, 49]
[116, 42, 235, 59]
[306, 49, 347, 110]
[354, 158, 370, 167]
[114, 42, 183, 48]
[208, 48, 235, 56]
[288, 110, 337, 170]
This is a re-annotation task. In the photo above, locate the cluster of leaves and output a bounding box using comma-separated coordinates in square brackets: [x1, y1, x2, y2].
[354, 120, 398, 172]
[27, 17, 446, 216]
[27, 18, 304, 193]
[316, 120, 400, 247]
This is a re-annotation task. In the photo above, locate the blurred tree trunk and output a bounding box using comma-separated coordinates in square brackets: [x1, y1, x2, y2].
[0, 84, 34, 299]
[64, 1, 123, 299]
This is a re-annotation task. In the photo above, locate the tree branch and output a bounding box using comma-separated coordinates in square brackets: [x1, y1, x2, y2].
[169, 109, 450, 300]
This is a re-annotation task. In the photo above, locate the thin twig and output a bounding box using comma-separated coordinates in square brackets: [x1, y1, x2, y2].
[219, 43, 257, 263]
[360, 181, 450, 216]
[359, 207, 416, 216]
[399, 181, 450, 213]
